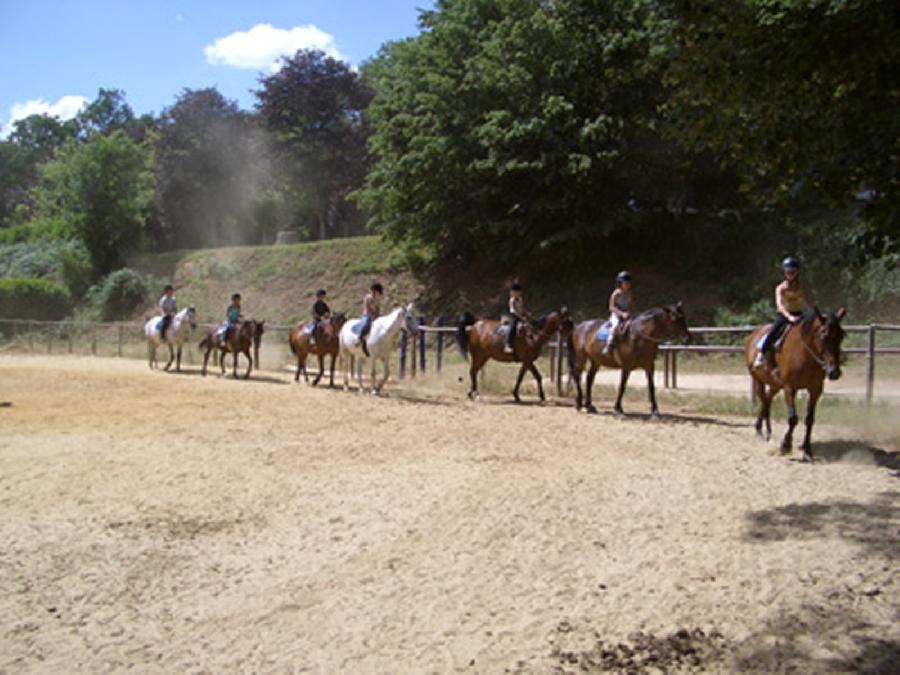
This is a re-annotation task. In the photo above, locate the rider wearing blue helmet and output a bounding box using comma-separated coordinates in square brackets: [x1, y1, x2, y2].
[754, 256, 811, 368]
[602, 270, 634, 355]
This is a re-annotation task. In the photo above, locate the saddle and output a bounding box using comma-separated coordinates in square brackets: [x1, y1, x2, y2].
[755, 323, 793, 354]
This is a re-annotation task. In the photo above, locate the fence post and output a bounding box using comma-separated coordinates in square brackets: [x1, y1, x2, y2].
[549, 339, 557, 384]
[866, 324, 875, 404]
[399, 330, 407, 379]
[672, 350, 678, 389]
[28, 321, 35, 351]
[46, 323, 53, 354]
[91, 327, 97, 356]
[117, 324, 124, 357]
[436, 318, 444, 373]
[664, 351, 670, 388]
[67, 322, 74, 353]
[418, 317, 426, 373]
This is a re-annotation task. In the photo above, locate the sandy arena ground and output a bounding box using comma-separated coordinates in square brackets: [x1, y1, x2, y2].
[1, 354, 898, 673]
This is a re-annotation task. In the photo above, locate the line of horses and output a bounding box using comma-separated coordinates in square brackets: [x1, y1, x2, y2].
[143, 300, 849, 461]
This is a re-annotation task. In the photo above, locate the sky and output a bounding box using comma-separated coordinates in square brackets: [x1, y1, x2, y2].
[0, 0, 433, 136]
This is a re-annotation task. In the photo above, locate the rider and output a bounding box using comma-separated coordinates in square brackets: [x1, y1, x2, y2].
[220, 293, 242, 346]
[358, 283, 383, 357]
[602, 271, 634, 355]
[504, 281, 529, 354]
[754, 256, 811, 368]
[158, 284, 177, 341]
[307, 288, 331, 346]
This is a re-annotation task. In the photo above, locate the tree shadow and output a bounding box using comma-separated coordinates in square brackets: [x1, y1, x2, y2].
[744, 490, 900, 560]
[810, 439, 900, 471]
[732, 607, 900, 673]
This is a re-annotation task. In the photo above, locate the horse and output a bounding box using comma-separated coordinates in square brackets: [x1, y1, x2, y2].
[338, 304, 419, 395]
[457, 308, 570, 402]
[288, 313, 347, 386]
[744, 307, 846, 461]
[144, 306, 198, 371]
[567, 303, 690, 416]
[199, 319, 264, 379]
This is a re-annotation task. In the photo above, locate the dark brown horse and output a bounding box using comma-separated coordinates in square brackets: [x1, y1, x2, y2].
[567, 303, 690, 416]
[200, 319, 265, 379]
[288, 313, 347, 386]
[458, 309, 570, 402]
[744, 307, 846, 460]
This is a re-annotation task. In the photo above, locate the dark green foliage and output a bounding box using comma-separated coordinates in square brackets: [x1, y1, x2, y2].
[0, 277, 72, 320]
[87, 268, 152, 321]
[256, 50, 373, 240]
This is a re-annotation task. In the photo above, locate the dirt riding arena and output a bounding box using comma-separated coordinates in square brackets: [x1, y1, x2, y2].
[1, 354, 898, 672]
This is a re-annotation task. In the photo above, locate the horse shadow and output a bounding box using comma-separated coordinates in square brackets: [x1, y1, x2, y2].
[743, 490, 899, 560]
[804, 439, 900, 471]
[579, 407, 746, 429]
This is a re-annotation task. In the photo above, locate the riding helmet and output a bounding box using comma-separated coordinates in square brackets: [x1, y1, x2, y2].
[782, 256, 800, 271]
[510, 281, 523, 291]
[616, 270, 632, 284]
[315, 288, 326, 297]
[232, 292, 241, 300]
[371, 283, 384, 293]
[163, 284, 174, 291]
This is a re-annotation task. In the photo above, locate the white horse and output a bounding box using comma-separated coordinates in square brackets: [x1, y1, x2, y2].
[339, 303, 419, 395]
[144, 306, 198, 371]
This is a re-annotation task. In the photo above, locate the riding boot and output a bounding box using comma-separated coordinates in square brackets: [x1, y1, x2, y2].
[361, 337, 370, 357]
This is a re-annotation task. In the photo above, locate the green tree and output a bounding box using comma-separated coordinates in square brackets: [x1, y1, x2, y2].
[659, 0, 899, 262]
[37, 131, 154, 275]
[256, 49, 373, 240]
[155, 87, 267, 249]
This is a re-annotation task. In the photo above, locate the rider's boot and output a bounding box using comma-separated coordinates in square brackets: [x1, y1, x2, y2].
[361, 337, 370, 357]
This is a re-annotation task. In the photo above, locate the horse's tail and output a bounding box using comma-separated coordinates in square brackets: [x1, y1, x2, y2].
[457, 311, 475, 360]
[288, 327, 299, 356]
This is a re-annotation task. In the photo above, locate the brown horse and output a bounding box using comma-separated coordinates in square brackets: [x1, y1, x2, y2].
[288, 313, 347, 386]
[567, 303, 690, 416]
[744, 307, 846, 460]
[199, 319, 264, 379]
[458, 309, 570, 402]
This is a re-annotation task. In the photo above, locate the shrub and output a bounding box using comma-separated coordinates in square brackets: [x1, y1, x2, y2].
[0, 278, 72, 320]
[88, 268, 152, 321]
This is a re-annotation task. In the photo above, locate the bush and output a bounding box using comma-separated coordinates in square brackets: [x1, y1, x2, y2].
[0, 278, 72, 320]
[714, 298, 773, 327]
[88, 268, 152, 321]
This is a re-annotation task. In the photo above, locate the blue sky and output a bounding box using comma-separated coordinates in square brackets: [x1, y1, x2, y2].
[0, 0, 433, 135]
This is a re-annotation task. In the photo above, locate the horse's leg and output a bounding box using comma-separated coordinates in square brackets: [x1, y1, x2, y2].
[164, 342, 174, 371]
[148, 341, 155, 370]
[370, 357, 379, 394]
[356, 356, 365, 394]
[585, 364, 599, 412]
[646, 366, 659, 417]
[313, 352, 324, 387]
[780, 386, 798, 454]
[375, 357, 390, 394]
[201, 345, 210, 376]
[513, 363, 529, 403]
[528, 363, 544, 402]
[244, 349, 252, 379]
[572, 363, 584, 410]
[799, 385, 822, 462]
[329, 353, 336, 387]
[468, 355, 485, 400]
[176, 344, 183, 371]
[752, 377, 768, 440]
[614, 369, 632, 416]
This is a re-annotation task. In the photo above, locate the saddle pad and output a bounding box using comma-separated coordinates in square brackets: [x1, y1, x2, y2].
[596, 321, 612, 341]
[155, 318, 164, 331]
[494, 324, 511, 337]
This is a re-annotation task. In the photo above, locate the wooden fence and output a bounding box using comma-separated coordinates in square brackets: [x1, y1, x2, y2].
[1, 318, 898, 403]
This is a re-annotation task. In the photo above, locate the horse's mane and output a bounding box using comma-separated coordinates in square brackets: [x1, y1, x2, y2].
[801, 308, 819, 335]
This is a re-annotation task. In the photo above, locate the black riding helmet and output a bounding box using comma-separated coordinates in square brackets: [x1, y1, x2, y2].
[510, 281, 523, 291]
[616, 270, 632, 284]
[371, 283, 384, 293]
[232, 293, 241, 301]
[315, 288, 326, 297]
[782, 256, 800, 271]
[163, 284, 174, 292]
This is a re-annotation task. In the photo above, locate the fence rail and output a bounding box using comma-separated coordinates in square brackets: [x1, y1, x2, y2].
[1, 318, 898, 403]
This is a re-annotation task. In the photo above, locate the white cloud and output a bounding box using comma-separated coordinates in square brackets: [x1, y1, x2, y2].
[204, 23, 344, 72]
[1, 95, 88, 138]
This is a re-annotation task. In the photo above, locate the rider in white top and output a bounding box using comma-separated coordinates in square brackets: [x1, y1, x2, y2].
[602, 271, 633, 355]
[158, 285, 177, 340]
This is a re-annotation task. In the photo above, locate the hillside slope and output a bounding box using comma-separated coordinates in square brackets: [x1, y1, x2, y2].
[131, 237, 421, 325]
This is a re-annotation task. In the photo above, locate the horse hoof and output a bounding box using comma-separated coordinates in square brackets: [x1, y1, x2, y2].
[614, 408, 624, 418]
[650, 410, 660, 419]
[801, 451, 814, 463]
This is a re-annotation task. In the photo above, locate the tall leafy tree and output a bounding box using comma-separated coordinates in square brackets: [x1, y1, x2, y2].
[256, 49, 373, 240]
[155, 88, 267, 249]
[37, 131, 153, 274]
[358, 0, 716, 263]
[659, 0, 899, 263]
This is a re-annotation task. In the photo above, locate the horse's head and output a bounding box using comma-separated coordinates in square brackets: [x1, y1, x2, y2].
[331, 312, 348, 329]
[400, 303, 419, 336]
[806, 307, 846, 380]
[253, 319, 266, 345]
[238, 320, 256, 340]
[663, 301, 691, 344]
[186, 305, 198, 330]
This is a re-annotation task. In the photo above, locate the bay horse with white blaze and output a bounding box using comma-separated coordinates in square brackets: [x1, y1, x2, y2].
[289, 313, 347, 386]
[458, 308, 570, 402]
[744, 307, 846, 461]
[199, 319, 265, 379]
[567, 303, 690, 416]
